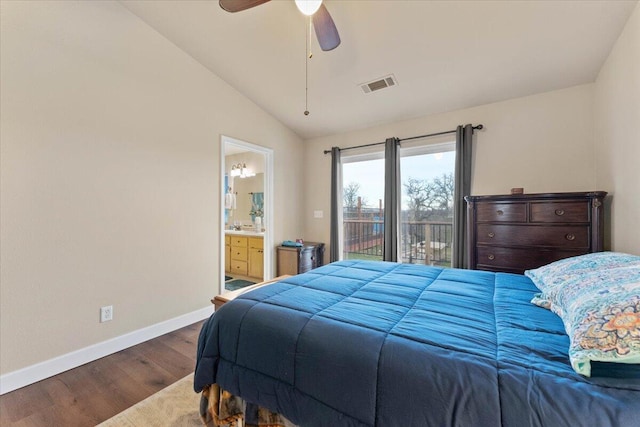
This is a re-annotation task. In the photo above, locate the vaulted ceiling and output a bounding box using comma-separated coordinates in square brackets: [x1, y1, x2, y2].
[121, 0, 637, 140]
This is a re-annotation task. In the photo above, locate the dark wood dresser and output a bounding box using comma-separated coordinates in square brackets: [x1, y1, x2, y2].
[465, 191, 607, 273]
[276, 242, 325, 276]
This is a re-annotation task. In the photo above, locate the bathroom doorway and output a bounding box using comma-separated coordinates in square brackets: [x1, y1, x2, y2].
[220, 136, 274, 294]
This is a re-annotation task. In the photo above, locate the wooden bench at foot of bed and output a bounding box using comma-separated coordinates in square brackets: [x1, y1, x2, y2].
[212, 275, 291, 311]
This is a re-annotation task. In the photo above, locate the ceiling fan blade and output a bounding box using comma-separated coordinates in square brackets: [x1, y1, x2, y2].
[312, 3, 341, 51]
[219, 0, 270, 13]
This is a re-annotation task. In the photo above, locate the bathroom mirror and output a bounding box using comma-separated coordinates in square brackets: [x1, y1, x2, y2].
[227, 173, 264, 226]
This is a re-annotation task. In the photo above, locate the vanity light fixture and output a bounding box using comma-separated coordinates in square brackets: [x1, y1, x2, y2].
[230, 162, 255, 179]
[240, 163, 256, 178]
[230, 163, 242, 177]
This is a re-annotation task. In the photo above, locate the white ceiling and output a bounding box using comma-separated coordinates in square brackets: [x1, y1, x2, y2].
[121, 0, 637, 140]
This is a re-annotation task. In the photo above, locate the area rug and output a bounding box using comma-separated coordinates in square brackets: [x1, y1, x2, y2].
[225, 279, 255, 291]
[97, 373, 201, 427]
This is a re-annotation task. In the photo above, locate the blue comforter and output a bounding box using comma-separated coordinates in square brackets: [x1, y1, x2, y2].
[194, 261, 640, 426]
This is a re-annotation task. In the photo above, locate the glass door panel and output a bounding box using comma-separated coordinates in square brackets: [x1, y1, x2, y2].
[400, 149, 455, 266]
[342, 157, 384, 261]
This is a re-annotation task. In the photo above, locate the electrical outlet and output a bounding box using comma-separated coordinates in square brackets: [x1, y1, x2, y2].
[100, 305, 113, 323]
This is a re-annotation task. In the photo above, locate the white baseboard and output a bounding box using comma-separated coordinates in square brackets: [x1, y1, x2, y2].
[0, 306, 214, 395]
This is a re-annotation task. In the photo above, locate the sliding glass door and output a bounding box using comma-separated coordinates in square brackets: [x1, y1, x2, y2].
[400, 143, 455, 266]
[341, 142, 455, 266]
[341, 154, 384, 261]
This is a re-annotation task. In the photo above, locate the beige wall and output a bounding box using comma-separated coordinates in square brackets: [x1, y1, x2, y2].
[594, 3, 640, 255]
[303, 84, 598, 262]
[0, 1, 303, 375]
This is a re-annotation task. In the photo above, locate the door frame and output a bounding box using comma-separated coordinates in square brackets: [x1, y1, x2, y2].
[220, 135, 274, 294]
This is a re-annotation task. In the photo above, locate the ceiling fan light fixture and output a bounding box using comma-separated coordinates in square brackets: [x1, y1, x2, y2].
[295, 0, 322, 16]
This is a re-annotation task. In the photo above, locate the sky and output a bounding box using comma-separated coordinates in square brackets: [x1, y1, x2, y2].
[342, 151, 456, 209]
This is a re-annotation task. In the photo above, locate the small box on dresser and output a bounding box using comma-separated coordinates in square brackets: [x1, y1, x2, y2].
[465, 191, 607, 274]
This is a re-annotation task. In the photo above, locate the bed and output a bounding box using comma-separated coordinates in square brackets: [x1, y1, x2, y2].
[194, 258, 640, 426]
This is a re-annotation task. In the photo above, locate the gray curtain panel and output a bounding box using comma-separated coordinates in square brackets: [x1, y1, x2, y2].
[452, 124, 474, 268]
[383, 137, 401, 262]
[330, 147, 341, 262]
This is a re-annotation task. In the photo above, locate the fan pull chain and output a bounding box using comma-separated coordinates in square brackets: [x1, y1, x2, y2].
[304, 16, 311, 116]
[308, 15, 313, 59]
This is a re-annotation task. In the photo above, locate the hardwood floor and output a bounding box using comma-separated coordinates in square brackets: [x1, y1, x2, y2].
[0, 320, 206, 427]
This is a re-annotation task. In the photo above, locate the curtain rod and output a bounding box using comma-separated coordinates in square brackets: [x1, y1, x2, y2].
[323, 124, 483, 154]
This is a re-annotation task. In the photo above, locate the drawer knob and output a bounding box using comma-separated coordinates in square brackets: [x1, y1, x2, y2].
[555, 209, 565, 216]
[565, 233, 576, 241]
[488, 254, 495, 260]
[488, 232, 495, 238]
[496, 210, 504, 216]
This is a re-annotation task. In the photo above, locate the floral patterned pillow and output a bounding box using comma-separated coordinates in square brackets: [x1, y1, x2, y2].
[525, 252, 640, 293]
[531, 265, 640, 376]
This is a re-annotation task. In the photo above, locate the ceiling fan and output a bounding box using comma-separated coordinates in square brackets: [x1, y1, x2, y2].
[219, 0, 341, 51]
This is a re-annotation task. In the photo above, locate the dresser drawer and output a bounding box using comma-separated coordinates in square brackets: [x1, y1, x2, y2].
[476, 202, 527, 222]
[230, 259, 248, 275]
[530, 201, 589, 223]
[231, 247, 248, 261]
[476, 224, 590, 248]
[476, 246, 588, 272]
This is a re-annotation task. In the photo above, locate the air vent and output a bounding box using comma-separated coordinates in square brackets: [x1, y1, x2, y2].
[360, 74, 398, 94]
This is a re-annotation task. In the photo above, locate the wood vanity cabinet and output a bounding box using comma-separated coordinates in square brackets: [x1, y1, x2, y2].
[277, 242, 325, 276]
[229, 235, 249, 276]
[465, 192, 607, 274]
[225, 235, 231, 273]
[226, 234, 264, 280]
[248, 237, 264, 279]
